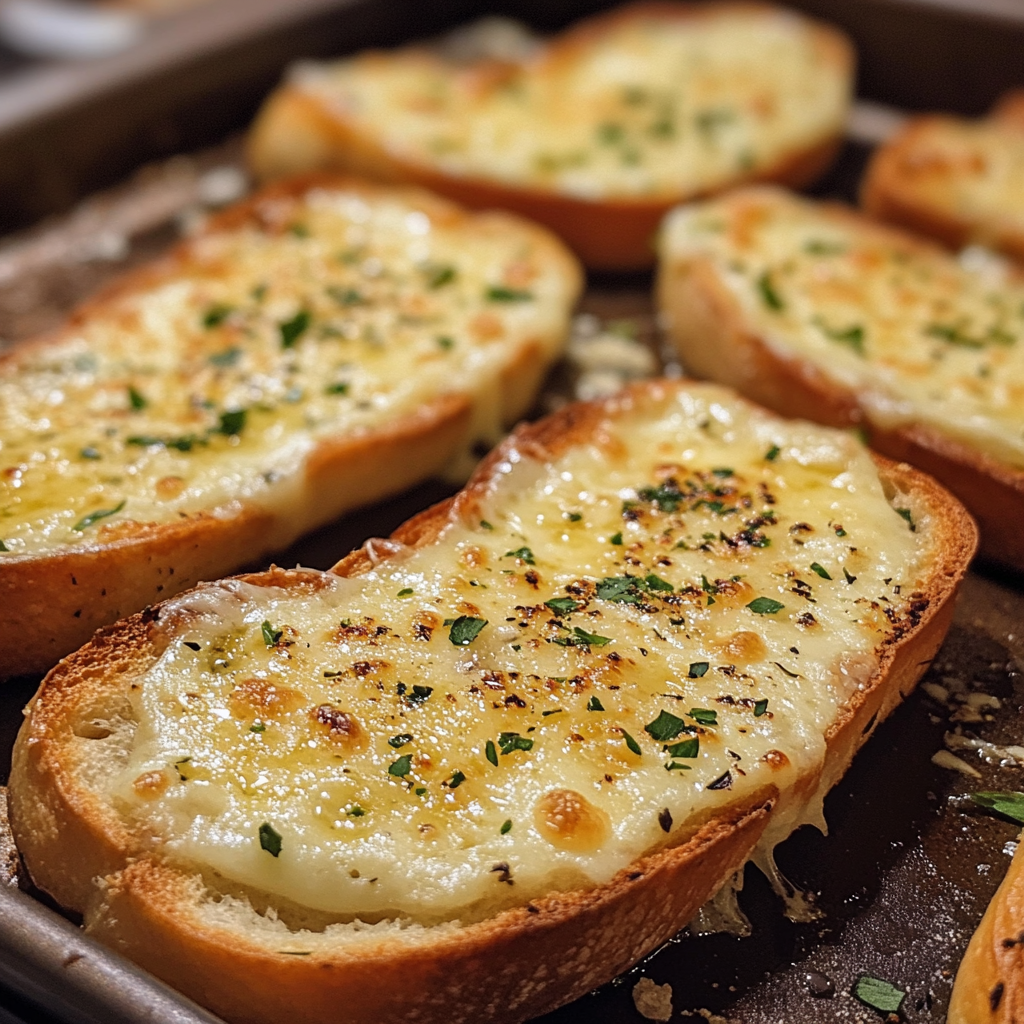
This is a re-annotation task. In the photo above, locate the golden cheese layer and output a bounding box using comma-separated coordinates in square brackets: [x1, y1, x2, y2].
[106, 384, 932, 925]
[660, 188, 1024, 468]
[886, 117, 1024, 234]
[0, 184, 576, 555]
[297, 7, 848, 200]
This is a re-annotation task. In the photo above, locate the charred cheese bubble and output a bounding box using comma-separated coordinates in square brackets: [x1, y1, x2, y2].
[0, 185, 576, 556]
[289, 8, 848, 201]
[107, 384, 933, 924]
[661, 188, 1024, 468]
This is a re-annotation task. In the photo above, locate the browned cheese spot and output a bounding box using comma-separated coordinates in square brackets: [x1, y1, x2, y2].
[155, 476, 186, 501]
[460, 545, 488, 570]
[718, 630, 767, 663]
[534, 788, 610, 851]
[132, 769, 170, 799]
[228, 679, 305, 722]
[762, 749, 790, 770]
[311, 704, 367, 752]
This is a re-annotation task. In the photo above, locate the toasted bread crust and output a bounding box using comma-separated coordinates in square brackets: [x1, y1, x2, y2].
[862, 91, 1024, 262]
[0, 174, 581, 678]
[247, 3, 852, 270]
[948, 832, 1024, 1024]
[10, 380, 975, 1024]
[657, 201, 1023, 571]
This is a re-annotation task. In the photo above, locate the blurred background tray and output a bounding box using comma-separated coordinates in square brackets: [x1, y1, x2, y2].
[1, 1, 1024, 1022]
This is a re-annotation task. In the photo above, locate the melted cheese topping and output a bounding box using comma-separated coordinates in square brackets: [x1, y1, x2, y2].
[0, 186, 576, 555]
[661, 188, 1024, 468]
[107, 384, 932, 924]
[299, 8, 848, 200]
[888, 117, 1024, 233]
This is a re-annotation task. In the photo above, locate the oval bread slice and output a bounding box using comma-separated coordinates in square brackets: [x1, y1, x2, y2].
[247, 2, 853, 270]
[948, 828, 1024, 1024]
[10, 380, 975, 1024]
[863, 91, 1024, 263]
[0, 175, 582, 678]
[657, 185, 1024, 571]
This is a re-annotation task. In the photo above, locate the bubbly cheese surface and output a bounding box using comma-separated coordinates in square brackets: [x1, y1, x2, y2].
[0, 185, 575, 556]
[108, 384, 932, 924]
[661, 188, 1024, 468]
[301, 8, 848, 200]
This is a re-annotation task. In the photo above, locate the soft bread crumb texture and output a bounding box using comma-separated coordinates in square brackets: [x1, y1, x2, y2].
[74, 383, 933, 924]
[660, 187, 1024, 471]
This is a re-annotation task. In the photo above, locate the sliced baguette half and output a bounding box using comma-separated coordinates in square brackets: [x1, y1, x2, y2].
[10, 379, 974, 1024]
[657, 185, 1024, 571]
[247, 3, 853, 270]
[948, 828, 1024, 1024]
[863, 91, 1024, 263]
[0, 175, 582, 678]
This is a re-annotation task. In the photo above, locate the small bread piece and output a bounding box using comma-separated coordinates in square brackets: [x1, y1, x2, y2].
[657, 186, 1024, 571]
[0, 175, 581, 678]
[247, 3, 853, 270]
[10, 380, 974, 1024]
[948, 830, 1024, 1023]
[863, 91, 1024, 262]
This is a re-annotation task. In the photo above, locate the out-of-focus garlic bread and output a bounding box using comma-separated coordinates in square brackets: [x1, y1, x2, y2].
[248, 2, 854, 270]
[657, 186, 1024, 570]
[863, 91, 1024, 263]
[0, 175, 582, 677]
[9, 380, 974, 1024]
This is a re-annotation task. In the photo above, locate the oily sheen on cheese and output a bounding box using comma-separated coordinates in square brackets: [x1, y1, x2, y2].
[660, 188, 1024, 469]
[105, 384, 932, 926]
[271, 7, 847, 202]
[0, 183, 575, 557]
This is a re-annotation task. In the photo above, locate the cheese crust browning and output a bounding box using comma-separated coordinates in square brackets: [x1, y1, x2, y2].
[247, 2, 853, 269]
[10, 381, 975, 1024]
[863, 91, 1024, 263]
[658, 186, 1024, 570]
[0, 175, 581, 677]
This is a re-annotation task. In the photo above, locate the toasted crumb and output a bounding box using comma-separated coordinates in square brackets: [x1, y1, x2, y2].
[632, 977, 673, 1022]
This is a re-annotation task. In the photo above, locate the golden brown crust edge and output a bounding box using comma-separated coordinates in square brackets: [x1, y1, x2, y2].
[0, 174, 581, 679]
[948, 831, 1024, 1024]
[10, 380, 974, 1024]
[657, 216, 1021, 572]
[861, 93, 1024, 262]
[246, 3, 853, 271]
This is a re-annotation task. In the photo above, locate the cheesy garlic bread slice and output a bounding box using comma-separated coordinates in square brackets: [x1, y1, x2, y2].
[10, 380, 974, 1024]
[863, 91, 1024, 264]
[247, 2, 853, 270]
[0, 176, 581, 677]
[658, 186, 1024, 570]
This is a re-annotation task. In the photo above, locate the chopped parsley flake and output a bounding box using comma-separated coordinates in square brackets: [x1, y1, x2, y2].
[645, 710, 688, 742]
[809, 562, 832, 580]
[346, 805, 365, 817]
[0, 540, 7, 552]
[397, 587, 414, 597]
[689, 708, 718, 726]
[423, 264, 456, 289]
[813, 316, 865, 354]
[896, 507, 916, 531]
[250, 721, 265, 733]
[261, 620, 283, 646]
[971, 790, 1024, 824]
[688, 662, 709, 679]
[127, 385, 148, 411]
[258, 823, 282, 857]
[447, 770, 466, 789]
[505, 546, 535, 564]
[498, 732, 534, 755]
[566, 512, 583, 522]
[279, 309, 311, 348]
[636, 482, 683, 513]
[448, 616, 488, 646]
[403, 685, 433, 705]
[217, 409, 246, 436]
[765, 444, 781, 461]
[388, 734, 413, 748]
[553, 627, 612, 648]
[853, 975, 905, 1015]
[72, 500, 125, 532]
[754, 699, 769, 717]
[747, 596, 785, 615]
[542, 709, 563, 717]
[757, 271, 784, 311]
[544, 597, 580, 615]
[486, 286, 533, 302]
[622, 730, 642, 756]
[325, 382, 350, 395]
[644, 573, 674, 593]
[500, 819, 512, 834]
[665, 761, 692, 771]
[436, 336, 455, 350]
[485, 740, 498, 766]
[479, 520, 494, 530]
[609, 532, 623, 545]
[666, 736, 699, 758]
[202, 303, 233, 328]
[388, 754, 413, 777]
[587, 696, 605, 712]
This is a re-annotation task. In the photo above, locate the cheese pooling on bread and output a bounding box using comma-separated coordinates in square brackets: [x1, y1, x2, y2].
[102, 384, 933, 926]
[661, 188, 1024, 468]
[0, 182, 578, 556]
[279, 5, 849, 201]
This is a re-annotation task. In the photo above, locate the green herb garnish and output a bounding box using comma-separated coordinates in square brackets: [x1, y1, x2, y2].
[622, 730, 642, 756]
[346, 805, 365, 817]
[388, 754, 413, 777]
[486, 740, 498, 766]
[852, 975, 905, 1015]
[397, 587, 414, 598]
[423, 264, 456, 289]
[500, 819, 512, 834]
[688, 662, 710, 679]
[754, 699, 769, 717]
[765, 444, 781, 461]
[203, 303, 233, 328]
[261, 620, 283, 646]
[809, 562, 832, 580]
[645, 710, 688, 742]
[127, 385, 148, 411]
[448, 770, 466, 789]
[553, 627, 612, 648]
[72, 500, 125, 532]
[610, 532, 623, 545]
[498, 732, 534, 755]
[486, 286, 533, 302]
[587, 696, 605, 712]
[388, 734, 413, 748]
[505, 546, 536, 564]
[325, 382, 350, 395]
[258, 823, 282, 857]
[449, 616, 488, 646]
[545, 597, 580, 615]
[896, 507, 916, 531]
[217, 409, 246, 436]
[326, 286, 363, 306]
[689, 708, 718, 726]
[665, 736, 699, 758]
[971, 791, 1024, 824]
[757, 271, 784, 311]
[279, 309, 311, 348]
[747, 596, 785, 615]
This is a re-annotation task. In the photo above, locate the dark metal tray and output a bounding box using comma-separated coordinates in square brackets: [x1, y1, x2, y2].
[2, 2, 1024, 1022]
